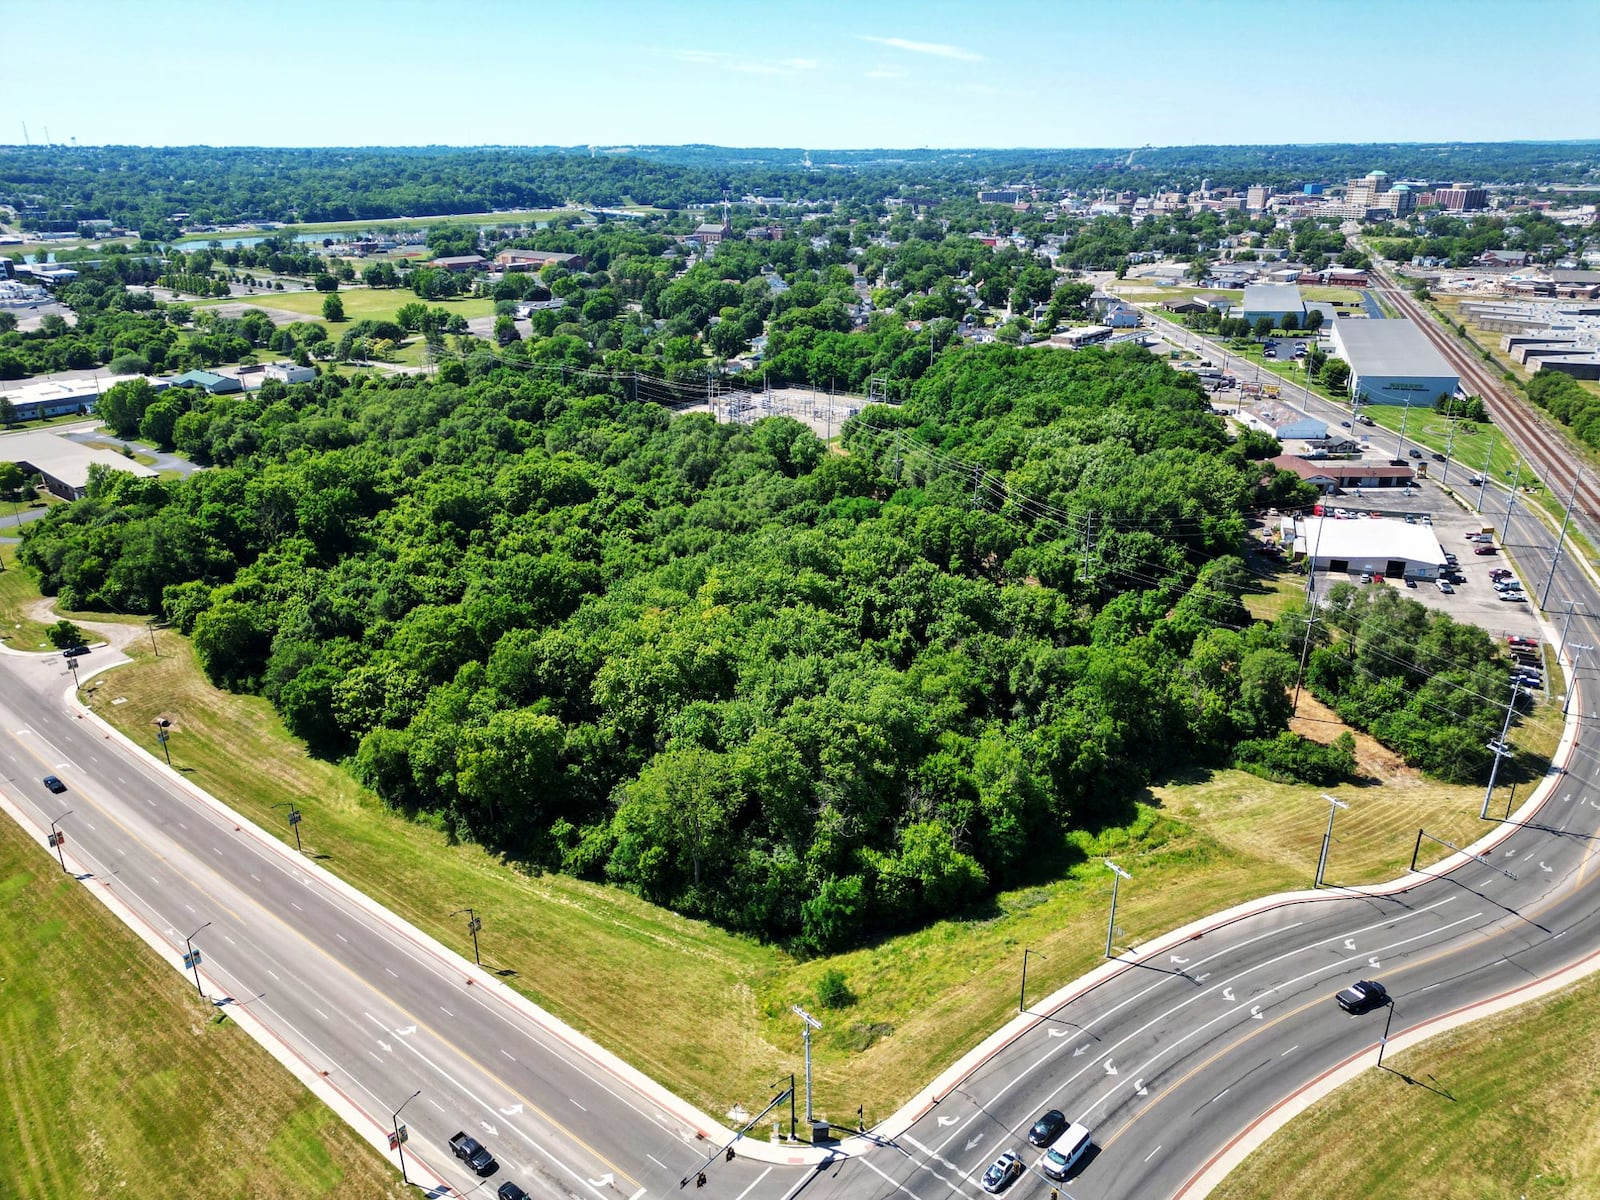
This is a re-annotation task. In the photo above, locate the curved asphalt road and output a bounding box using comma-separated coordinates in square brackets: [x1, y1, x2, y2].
[3, 453, 1599, 1198]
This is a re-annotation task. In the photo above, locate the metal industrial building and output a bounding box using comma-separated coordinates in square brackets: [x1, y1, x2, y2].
[0, 431, 160, 500]
[1281, 514, 1448, 580]
[1328, 318, 1460, 406]
[1237, 284, 1306, 326]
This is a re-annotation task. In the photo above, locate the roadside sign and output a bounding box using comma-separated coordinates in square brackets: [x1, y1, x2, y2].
[288, 810, 301, 826]
[468, 917, 482, 934]
[48, 831, 64, 847]
[395, 1124, 408, 1145]
[183, 950, 202, 969]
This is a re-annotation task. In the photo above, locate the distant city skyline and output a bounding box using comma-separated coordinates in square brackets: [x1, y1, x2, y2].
[5, 0, 1597, 149]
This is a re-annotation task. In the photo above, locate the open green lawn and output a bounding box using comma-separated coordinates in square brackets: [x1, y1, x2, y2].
[0, 542, 58, 650]
[171, 205, 665, 246]
[216, 288, 493, 324]
[1210, 968, 1600, 1200]
[69, 610, 1503, 1123]
[0, 811, 406, 1200]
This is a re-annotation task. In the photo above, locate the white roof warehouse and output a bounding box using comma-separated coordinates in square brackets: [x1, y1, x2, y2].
[1329, 318, 1459, 406]
[1283, 514, 1449, 580]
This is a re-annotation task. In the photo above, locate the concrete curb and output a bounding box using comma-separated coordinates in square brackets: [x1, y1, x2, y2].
[0, 787, 456, 1196]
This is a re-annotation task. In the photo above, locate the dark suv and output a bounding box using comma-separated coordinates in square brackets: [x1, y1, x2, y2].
[1336, 979, 1388, 1013]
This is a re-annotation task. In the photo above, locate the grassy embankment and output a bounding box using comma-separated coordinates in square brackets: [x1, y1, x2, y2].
[0, 808, 406, 1200]
[35, 573, 1512, 1124]
[1210, 967, 1600, 1200]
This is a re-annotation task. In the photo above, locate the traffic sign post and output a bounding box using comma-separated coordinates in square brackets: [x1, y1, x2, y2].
[48, 812, 72, 873]
[184, 922, 210, 998]
[154, 718, 172, 766]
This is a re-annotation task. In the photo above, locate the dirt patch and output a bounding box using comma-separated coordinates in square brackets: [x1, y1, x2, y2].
[1289, 689, 1419, 785]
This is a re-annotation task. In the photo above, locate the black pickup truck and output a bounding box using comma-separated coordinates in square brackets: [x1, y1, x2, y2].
[448, 1130, 497, 1175]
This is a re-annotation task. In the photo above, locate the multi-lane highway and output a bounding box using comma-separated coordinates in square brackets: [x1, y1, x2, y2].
[6, 337, 1600, 1199]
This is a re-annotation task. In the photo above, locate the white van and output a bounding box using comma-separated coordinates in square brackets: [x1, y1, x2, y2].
[1040, 1122, 1093, 1180]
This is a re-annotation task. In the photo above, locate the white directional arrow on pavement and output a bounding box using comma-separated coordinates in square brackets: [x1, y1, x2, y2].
[1541, 861, 1553, 872]
[499, 1104, 523, 1116]
[1250, 1006, 1263, 1020]
[1194, 972, 1211, 983]
[1134, 1079, 1148, 1096]
[377, 1040, 392, 1052]
[1222, 987, 1235, 1001]
[395, 1025, 416, 1036]
[1343, 939, 1356, 950]
[1368, 958, 1382, 968]
[1504, 848, 1518, 858]
[481, 1121, 499, 1137]
[1048, 1028, 1070, 1038]
[1104, 1061, 1118, 1076]
[966, 1134, 984, 1151]
[1170, 954, 1189, 964]
[937, 1115, 959, 1127]
[1073, 1044, 1089, 1057]
[588, 1174, 615, 1189]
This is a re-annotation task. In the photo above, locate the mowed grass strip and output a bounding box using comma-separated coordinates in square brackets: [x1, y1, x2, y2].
[0, 543, 58, 650]
[0, 812, 407, 1200]
[79, 619, 1498, 1121]
[1209, 970, 1600, 1200]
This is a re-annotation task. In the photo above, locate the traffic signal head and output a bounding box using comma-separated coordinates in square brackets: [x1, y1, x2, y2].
[725, 1146, 735, 1162]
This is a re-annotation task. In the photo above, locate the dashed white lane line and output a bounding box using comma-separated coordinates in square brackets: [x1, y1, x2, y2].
[368, 1050, 383, 1063]
[268, 969, 281, 981]
[290, 901, 303, 911]
[646, 1154, 669, 1171]
[1208, 1087, 1231, 1105]
[1280, 1045, 1299, 1056]
[1144, 1145, 1162, 1163]
[427, 1098, 446, 1114]
[502, 1050, 517, 1062]
[570, 1098, 586, 1112]
[224, 935, 236, 945]
[386, 967, 399, 978]
[84, 821, 95, 831]
[315, 1008, 330, 1020]
[250, 874, 261, 882]
[860, 1155, 935, 1200]
[184, 903, 195, 914]
[336, 933, 348, 943]
[117, 776, 127, 784]
[439, 1005, 454, 1017]
[178, 821, 188, 830]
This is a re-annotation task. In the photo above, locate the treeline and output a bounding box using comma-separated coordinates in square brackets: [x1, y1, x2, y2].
[1525, 368, 1600, 450]
[6, 143, 1597, 239]
[19, 346, 1336, 950]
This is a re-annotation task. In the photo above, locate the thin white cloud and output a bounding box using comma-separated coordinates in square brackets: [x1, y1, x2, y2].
[859, 35, 983, 61]
[865, 66, 909, 79]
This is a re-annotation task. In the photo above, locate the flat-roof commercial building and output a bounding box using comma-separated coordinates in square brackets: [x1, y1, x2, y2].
[1241, 405, 1327, 442]
[1282, 513, 1447, 580]
[1268, 455, 1415, 492]
[1238, 284, 1306, 326]
[1328, 318, 1459, 406]
[0, 431, 159, 500]
[0, 374, 161, 422]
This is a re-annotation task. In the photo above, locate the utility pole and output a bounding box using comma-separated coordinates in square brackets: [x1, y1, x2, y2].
[1476, 434, 1496, 513]
[450, 907, 482, 966]
[791, 1005, 822, 1126]
[1440, 416, 1459, 488]
[1019, 948, 1044, 1013]
[1394, 397, 1412, 461]
[1481, 680, 1521, 820]
[1538, 470, 1582, 611]
[1558, 599, 1578, 660]
[1502, 460, 1521, 530]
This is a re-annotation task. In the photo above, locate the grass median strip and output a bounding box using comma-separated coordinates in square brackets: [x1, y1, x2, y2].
[0, 811, 406, 1199]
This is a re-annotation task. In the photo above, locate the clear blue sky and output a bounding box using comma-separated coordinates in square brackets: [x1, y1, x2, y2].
[6, 0, 1596, 148]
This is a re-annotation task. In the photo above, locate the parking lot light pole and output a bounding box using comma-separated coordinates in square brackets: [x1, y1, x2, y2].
[1315, 793, 1349, 888]
[391, 1088, 421, 1185]
[1104, 860, 1131, 959]
[48, 810, 73, 872]
[1481, 680, 1522, 820]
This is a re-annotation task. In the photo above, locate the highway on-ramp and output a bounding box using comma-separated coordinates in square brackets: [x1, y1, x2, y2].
[5, 542, 1600, 1200]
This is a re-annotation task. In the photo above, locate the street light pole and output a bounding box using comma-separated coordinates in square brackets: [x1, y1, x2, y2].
[1538, 470, 1582, 611]
[184, 921, 211, 998]
[1565, 645, 1593, 718]
[1377, 997, 1396, 1067]
[1475, 433, 1496, 513]
[1104, 860, 1131, 959]
[48, 810, 72, 873]
[1481, 680, 1522, 820]
[1019, 948, 1044, 1013]
[391, 1088, 422, 1185]
[153, 718, 172, 766]
[1315, 793, 1349, 888]
[450, 907, 481, 965]
[273, 802, 303, 853]
[1440, 416, 1458, 488]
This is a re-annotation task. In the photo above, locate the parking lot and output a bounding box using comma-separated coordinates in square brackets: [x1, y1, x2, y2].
[1267, 478, 1547, 646]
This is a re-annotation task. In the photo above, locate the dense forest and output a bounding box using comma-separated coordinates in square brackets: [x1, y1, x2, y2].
[16, 340, 1520, 949]
[3, 141, 1596, 237]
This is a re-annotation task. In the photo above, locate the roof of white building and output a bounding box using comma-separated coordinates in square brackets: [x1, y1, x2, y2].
[1290, 515, 1447, 565]
[1331, 318, 1458, 381]
[0, 431, 159, 492]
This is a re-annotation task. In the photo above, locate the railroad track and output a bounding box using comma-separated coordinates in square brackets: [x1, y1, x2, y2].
[1367, 267, 1600, 534]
